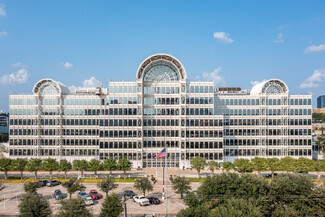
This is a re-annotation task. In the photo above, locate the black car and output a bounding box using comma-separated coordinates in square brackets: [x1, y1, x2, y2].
[265, 173, 278, 178]
[122, 190, 136, 198]
[54, 189, 64, 200]
[147, 197, 161, 205]
[47, 180, 61, 187]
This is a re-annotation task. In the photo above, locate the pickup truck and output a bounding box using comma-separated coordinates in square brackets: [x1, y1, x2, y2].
[133, 195, 150, 206]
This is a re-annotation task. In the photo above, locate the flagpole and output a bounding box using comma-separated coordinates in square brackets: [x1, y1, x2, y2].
[166, 146, 168, 216]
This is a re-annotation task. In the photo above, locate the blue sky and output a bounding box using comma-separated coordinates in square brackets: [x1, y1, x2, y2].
[0, 0, 325, 111]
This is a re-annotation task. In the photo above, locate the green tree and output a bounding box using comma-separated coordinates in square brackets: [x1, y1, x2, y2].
[278, 157, 296, 173]
[100, 193, 124, 217]
[12, 158, 28, 179]
[315, 160, 325, 179]
[134, 177, 153, 196]
[0, 158, 12, 179]
[59, 160, 72, 179]
[207, 161, 219, 174]
[266, 158, 280, 178]
[233, 159, 254, 173]
[41, 158, 59, 180]
[18, 193, 52, 217]
[73, 160, 88, 179]
[62, 178, 86, 199]
[209, 199, 262, 217]
[117, 158, 132, 179]
[23, 182, 38, 194]
[251, 157, 267, 174]
[26, 159, 42, 179]
[316, 135, 325, 152]
[171, 176, 191, 199]
[56, 198, 91, 217]
[103, 158, 117, 176]
[190, 157, 207, 178]
[293, 157, 316, 174]
[177, 205, 210, 217]
[269, 173, 314, 203]
[88, 159, 102, 177]
[221, 161, 233, 172]
[97, 175, 118, 197]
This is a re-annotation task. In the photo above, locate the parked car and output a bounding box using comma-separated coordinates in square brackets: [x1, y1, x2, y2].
[84, 196, 94, 205]
[89, 190, 100, 200]
[147, 196, 161, 205]
[38, 180, 48, 187]
[121, 190, 136, 198]
[133, 195, 150, 206]
[265, 173, 278, 178]
[54, 189, 64, 200]
[77, 192, 88, 199]
[46, 180, 61, 187]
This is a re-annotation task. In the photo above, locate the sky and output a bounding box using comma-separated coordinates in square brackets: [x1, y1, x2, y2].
[0, 0, 325, 111]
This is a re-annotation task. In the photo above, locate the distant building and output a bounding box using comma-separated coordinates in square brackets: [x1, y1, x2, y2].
[0, 115, 8, 126]
[317, 95, 325, 108]
[8, 53, 313, 168]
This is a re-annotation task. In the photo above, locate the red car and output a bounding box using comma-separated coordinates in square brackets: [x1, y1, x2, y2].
[89, 190, 100, 200]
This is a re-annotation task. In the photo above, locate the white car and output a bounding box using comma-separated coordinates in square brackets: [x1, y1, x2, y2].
[133, 195, 150, 206]
[84, 196, 94, 205]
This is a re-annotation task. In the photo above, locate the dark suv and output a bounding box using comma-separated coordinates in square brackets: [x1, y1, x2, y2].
[121, 190, 136, 198]
[38, 180, 48, 187]
[46, 180, 61, 187]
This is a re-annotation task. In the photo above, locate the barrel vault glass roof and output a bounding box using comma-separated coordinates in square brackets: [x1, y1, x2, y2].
[143, 60, 179, 82]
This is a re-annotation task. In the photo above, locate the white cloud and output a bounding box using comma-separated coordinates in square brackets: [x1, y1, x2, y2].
[197, 67, 225, 86]
[250, 79, 268, 86]
[0, 4, 6, 16]
[62, 62, 73, 70]
[213, 32, 234, 44]
[274, 33, 284, 43]
[0, 31, 8, 36]
[304, 44, 325, 54]
[11, 62, 28, 68]
[83, 76, 101, 87]
[300, 68, 325, 88]
[68, 77, 102, 92]
[0, 68, 29, 85]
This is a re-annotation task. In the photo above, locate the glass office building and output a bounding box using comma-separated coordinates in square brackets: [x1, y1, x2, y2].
[8, 54, 312, 168]
[317, 95, 325, 108]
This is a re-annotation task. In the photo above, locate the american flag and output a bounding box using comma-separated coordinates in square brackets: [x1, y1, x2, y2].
[154, 148, 167, 159]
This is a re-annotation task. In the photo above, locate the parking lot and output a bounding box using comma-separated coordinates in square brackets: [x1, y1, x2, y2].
[0, 182, 201, 216]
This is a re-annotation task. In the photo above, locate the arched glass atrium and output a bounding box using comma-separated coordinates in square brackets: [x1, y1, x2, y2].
[8, 54, 312, 168]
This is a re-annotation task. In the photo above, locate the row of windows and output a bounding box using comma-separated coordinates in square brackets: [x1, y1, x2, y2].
[224, 149, 312, 157]
[185, 97, 214, 105]
[185, 152, 223, 160]
[185, 142, 223, 149]
[185, 85, 214, 94]
[9, 149, 99, 156]
[143, 86, 180, 94]
[224, 139, 312, 146]
[109, 85, 137, 93]
[144, 97, 180, 105]
[216, 98, 311, 106]
[143, 119, 179, 127]
[100, 131, 139, 138]
[185, 130, 223, 138]
[104, 97, 137, 105]
[144, 108, 179, 116]
[215, 108, 311, 116]
[9, 139, 98, 146]
[224, 129, 312, 136]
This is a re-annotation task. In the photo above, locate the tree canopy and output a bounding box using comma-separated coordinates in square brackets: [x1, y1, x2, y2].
[134, 177, 153, 196]
[18, 193, 52, 217]
[117, 158, 132, 179]
[100, 193, 124, 217]
[190, 157, 207, 178]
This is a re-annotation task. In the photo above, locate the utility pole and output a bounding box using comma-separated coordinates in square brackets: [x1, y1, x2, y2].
[124, 194, 127, 217]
